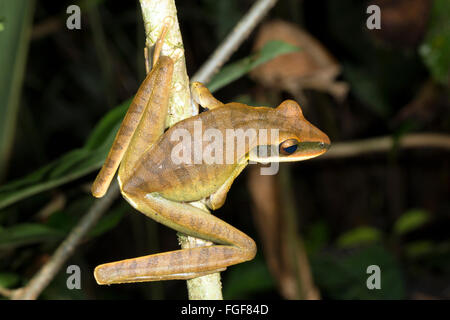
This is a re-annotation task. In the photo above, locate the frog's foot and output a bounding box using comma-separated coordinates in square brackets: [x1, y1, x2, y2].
[152, 16, 174, 68]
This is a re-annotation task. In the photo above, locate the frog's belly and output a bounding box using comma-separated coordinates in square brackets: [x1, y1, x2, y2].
[137, 160, 237, 202]
[126, 117, 245, 202]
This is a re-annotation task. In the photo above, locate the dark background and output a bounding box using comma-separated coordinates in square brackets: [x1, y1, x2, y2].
[0, 0, 449, 299]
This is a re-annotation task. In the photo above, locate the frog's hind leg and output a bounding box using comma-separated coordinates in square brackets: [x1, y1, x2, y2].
[151, 17, 173, 68]
[94, 189, 256, 284]
[91, 61, 170, 198]
[91, 20, 174, 198]
[118, 55, 173, 180]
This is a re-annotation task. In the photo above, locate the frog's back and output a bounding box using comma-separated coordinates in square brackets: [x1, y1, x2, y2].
[123, 104, 264, 202]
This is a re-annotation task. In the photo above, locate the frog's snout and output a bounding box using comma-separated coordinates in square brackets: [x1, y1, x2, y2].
[319, 133, 331, 150]
[318, 141, 330, 151]
[313, 125, 331, 153]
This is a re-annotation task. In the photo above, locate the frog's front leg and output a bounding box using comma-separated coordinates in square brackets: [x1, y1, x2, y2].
[94, 185, 256, 284]
[191, 82, 223, 110]
[206, 161, 248, 210]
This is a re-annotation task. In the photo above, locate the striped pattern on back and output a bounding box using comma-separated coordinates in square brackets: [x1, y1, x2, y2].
[91, 57, 173, 198]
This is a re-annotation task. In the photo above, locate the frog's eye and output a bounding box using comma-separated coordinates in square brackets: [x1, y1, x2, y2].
[279, 139, 298, 155]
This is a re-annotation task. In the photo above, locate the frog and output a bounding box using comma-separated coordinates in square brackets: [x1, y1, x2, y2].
[91, 20, 330, 284]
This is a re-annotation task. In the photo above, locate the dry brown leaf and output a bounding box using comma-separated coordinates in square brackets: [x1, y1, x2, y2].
[369, 0, 432, 48]
[393, 80, 441, 125]
[247, 165, 320, 300]
[250, 20, 348, 102]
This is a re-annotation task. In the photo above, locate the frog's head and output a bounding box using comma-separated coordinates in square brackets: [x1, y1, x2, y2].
[251, 100, 330, 163]
[275, 100, 330, 162]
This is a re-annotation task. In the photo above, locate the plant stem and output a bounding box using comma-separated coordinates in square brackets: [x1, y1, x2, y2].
[10, 182, 120, 300]
[2, 0, 282, 300]
[139, 0, 191, 127]
[321, 133, 450, 159]
[191, 0, 278, 84]
[139, 0, 223, 300]
[139, 0, 279, 300]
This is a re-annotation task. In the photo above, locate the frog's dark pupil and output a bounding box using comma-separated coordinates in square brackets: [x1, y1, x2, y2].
[282, 144, 297, 154]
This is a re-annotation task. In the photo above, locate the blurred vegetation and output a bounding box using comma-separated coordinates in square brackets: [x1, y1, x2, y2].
[0, 0, 449, 299]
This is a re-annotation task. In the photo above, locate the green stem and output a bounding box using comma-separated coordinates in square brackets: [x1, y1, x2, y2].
[139, 0, 223, 300]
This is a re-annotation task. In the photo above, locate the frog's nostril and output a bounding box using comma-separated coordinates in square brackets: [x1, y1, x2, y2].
[318, 142, 330, 150]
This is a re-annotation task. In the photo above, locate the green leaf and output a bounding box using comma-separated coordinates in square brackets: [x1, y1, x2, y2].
[419, 0, 450, 85]
[223, 255, 275, 299]
[0, 272, 20, 288]
[312, 245, 405, 299]
[0, 100, 129, 210]
[405, 240, 435, 259]
[0, 148, 101, 210]
[343, 64, 390, 117]
[45, 211, 78, 234]
[393, 209, 430, 236]
[0, 0, 35, 179]
[40, 269, 88, 300]
[0, 223, 64, 250]
[208, 40, 300, 93]
[84, 101, 128, 150]
[337, 226, 382, 248]
[45, 197, 94, 233]
[88, 203, 126, 238]
[0, 41, 297, 210]
[304, 220, 330, 254]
